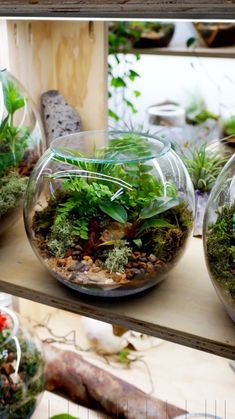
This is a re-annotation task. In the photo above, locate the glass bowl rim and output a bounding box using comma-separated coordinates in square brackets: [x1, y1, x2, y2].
[50, 130, 171, 164]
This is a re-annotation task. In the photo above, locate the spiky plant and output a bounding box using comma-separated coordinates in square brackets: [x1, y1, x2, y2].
[183, 145, 228, 193]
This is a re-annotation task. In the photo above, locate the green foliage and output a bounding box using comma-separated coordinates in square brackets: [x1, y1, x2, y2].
[0, 76, 29, 171]
[183, 145, 228, 193]
[138, 218, 174, 233]
[207, 202, 235, 300]
[222, 116, 235, 136]
[118, 348, 131, 364]
[47, 219, 76, 257]
[104, 240, 131, 273]
[50, 415, 78, 419]
[139, 197, 180, 220]
[99, 200, 127, 223]
[0, 170, 27, 217]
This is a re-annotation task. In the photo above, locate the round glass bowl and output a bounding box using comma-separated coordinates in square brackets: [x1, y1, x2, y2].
[24, 130, 194, 297]
[0, 306, 44, 418]
[203, 153, 235, 322]
[0, 69, 46, 235]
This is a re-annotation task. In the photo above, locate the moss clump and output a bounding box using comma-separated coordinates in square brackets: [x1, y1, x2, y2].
[207, 202, 235, 300]
[47, 219, 75, 258]
[104, 241, 132, 273]
[0, 170, 27, 217]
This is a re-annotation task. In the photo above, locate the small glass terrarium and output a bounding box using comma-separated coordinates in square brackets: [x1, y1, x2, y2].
[0, 306, 44, 418]
[203, 153, 235, 322]
[0, 69, 45, 235]
[24, 131, 194, 297]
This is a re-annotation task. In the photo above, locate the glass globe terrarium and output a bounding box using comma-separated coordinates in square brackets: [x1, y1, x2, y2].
[24, 131, 194, 297]
[203, 153, 235, 322]
[0, 69, 45, 235]
[0, 306, 44, 418]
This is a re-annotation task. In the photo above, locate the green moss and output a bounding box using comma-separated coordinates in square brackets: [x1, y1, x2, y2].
[104, 240, 131, 273]
[47, 219, 75, 257]
[207, 202, 235, 300]
[0, 170, 27, 217]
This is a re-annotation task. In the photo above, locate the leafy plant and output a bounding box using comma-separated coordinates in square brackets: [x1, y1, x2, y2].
[0, 75, 29, 171]
[222, 116, 235, 136]
[186, 96, 218, 125]
[183, 145, 228, 193]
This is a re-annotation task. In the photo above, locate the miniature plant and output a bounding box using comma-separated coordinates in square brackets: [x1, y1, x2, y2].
[186, 96, 218, 125]
[0, 170, 27, 217]
[183, 145, 228, 193]
[222, 116, 235, 136]
[104, 240, 132, 273]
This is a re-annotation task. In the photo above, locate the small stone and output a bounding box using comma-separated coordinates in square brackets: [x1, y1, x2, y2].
[72, 250, 81, 257]
[139, 257, 148, 262]
[67, 264, 78, 272]
[83, 255, 92, 261]
[146, 262, 155, 273]
[127, 272, 134, 279]
[131, 268, 142, 276]
[75, 244, 83, 251]
[138, 262, 147, 269]
[91, 266, 101, 273]
[57, 258, 66, 267]
[69, 273, 77, 281]
[148, 254, 157, 263]
[76, 262, 87, 272]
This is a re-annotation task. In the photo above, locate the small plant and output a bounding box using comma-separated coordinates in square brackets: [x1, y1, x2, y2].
[222, 116, 235, 136]
[185, 96, 218, 125]
[104, 240, 132, 273]
[183, 145, 228, 193]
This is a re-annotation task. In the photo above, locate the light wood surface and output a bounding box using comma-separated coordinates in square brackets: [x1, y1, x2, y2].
[1, 20, 107, 130]
[129, 45, 235, 59]
[0, 219, 234, 359]
[0, 1, 235, 19]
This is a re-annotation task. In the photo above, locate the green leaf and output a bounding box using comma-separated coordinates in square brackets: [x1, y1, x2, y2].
[2, 81, 25, 115]
[50, 415, 77, 419]
[124, 99, 137, 114]
[134, 90, 141, 97]
[139, 218, 174, 233]
[128, 69, 140, 81]
[139, 197, 180, 220]
[111, 76, 126, 88]
[108, 109, 120, 121]
[186, 37, 196, 48]
[99, 200, 127, 223]
[133, 238, 142, 248]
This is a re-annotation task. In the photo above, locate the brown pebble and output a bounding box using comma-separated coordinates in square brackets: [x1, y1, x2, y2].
[127, 273, 134, 280]
[138, 261, 147, 269]
[148, 254, 157, 263]
[76, 262, 87, 272]
[91, 266, 101, 273]
[57, 258, 66, 267]
[139, 257, 148, 262]
[146, 262, 155, 273]
[67, 264, 78, 272]
[75, 244, 83, 251]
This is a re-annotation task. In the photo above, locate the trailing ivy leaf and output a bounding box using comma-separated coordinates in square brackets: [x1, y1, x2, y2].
[108, 108, 119, 121]
[99, 200, 127, 223]
[128, 69, 140, 81]
[111, 76, 126, 88]
[124, 99, 137, 113]
[138, 218, 174, 233]
[2, 81, 25, 115]
[139, 197, 180, 219]
[186, 37, 196, 48]
[134, 90, 141, 97]
[50, 415, 77, 419]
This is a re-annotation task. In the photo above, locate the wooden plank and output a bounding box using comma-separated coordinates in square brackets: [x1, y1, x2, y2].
[129, 45, 235, 59]
[0, 219, 234, 359]
[3, 20, 107, 130]
[0, 1, 235, 19]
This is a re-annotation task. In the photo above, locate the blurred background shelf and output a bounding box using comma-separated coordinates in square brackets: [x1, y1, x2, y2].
[0, 219, 234, 360]
[129, 45, 235, 59]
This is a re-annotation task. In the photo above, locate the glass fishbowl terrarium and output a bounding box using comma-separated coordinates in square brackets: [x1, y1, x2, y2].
[24, 131, 194, 297]
[0, 69, 45, 235]
[0, 306, 44, 418]
[203, 153, 235, 322]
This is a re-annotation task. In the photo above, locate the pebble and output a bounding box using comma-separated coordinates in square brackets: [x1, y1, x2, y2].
[67, 264, 78, 272]
[76, 262, 87, 272]
[139, 257, 148, 262]
[72, 250, 81, 257]
[57, 258, 67, 267]
[91, 266, 101, 273]
[148, 254, 157, 263]
[146, 262, 155, 273]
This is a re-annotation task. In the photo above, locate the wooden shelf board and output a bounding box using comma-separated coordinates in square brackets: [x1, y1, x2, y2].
[0, 219, 234, 360]
[0, 1, 235, 19]
[128, 46, 235, 59]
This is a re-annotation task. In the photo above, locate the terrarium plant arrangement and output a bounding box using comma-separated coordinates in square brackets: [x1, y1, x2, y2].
[204, 153, 235, 322]
[0, 307, 44, 418]
[0, 70, 45, 234]
[24, 131, 194, 297]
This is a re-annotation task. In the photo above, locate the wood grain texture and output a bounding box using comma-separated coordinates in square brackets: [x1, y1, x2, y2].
[129, 45, 235, 59]
[0, 1, 235, 19]
[0, 219, 234, 359]
[2, 20, 107, 130]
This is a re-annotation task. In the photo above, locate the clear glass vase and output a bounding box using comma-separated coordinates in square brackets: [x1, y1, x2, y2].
[24, 131, 194, 297]
[0, 69, 46, 235]
[203, 153, 235, 322]
[0, 306, 44, 418]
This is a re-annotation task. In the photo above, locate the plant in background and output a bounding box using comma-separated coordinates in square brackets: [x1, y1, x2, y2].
[222, 116, 235, 137]
[185, 95, 219, 125]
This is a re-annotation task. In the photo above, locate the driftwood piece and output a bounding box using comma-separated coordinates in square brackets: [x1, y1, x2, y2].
[44, 343, 186, 419]
[41, 90, 81, 145]
[193, 191, 209, 237]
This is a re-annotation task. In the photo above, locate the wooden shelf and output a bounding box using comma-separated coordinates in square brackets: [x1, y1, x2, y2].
[128, 46, 235, 59]
[0, 1, 235, 19]
[0, 219, 234, 360]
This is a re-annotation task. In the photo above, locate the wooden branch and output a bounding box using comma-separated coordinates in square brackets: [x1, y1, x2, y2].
[0, 1, 235, 19]
[44, 343, 186, 419]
